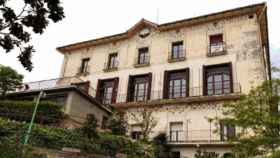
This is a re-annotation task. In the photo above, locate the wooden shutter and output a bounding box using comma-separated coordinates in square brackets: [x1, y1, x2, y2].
[95, 79, 102, 101]
[186, 68, 190, 97]
[126, 76, 133, 102]
[202, 65, 207, 96]
[163, 71, 169, 99]
[112, 78, 119, 103]
[147, 73, 152, 100]
[228, 62, 234, 93]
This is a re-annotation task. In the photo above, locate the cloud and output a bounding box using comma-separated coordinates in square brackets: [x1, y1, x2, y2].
[270, 44, 280, 66]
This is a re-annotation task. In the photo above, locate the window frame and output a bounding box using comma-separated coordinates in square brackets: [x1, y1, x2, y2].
[96, 78, 119, 104]
[127, 73, 152, 102]
[163, 68, 189, 99]
[80, 58, 90, 73]
[203, 62, 233, 96]
[108, 53, 118, 69]
[171, 41, 184, 59]
[137, 47, 149, 65]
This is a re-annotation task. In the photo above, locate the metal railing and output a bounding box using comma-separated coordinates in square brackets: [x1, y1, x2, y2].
[168, 49, 186, 61]
[208, 42, 226, 56]
[134, 54, 150, 66]
[111, 82, 241, 103]
[167, 129, 221, 143]
[103, 60, 119, 71]
[15, 77, 96, 98]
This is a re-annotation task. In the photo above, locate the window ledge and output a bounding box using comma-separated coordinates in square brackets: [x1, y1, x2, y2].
[76, 72, 90, 76]
[103, 67, 118, 72]
[168, 57, 186, 63]
[207, 51, 227, 57]
[133, 63, 150, 68]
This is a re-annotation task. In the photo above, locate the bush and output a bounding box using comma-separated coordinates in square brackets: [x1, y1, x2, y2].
[0, 100, 64, 125]
[107, 112, 127, 135]
[0, 118, 154, 157]
[81, 114, 98, 139]
[153, 133, 172, 158]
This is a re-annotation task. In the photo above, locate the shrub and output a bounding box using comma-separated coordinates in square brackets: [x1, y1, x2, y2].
[153, 133, 172, 158]
[81, 114, 98, 139]
[0, 100, 64, 125]
[107, 112, 127, 135]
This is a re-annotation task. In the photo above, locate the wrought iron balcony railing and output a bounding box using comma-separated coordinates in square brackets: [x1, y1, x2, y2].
[207, 42, 227, 57]
[167, 129, 221, 143]
[15, 77, 96, 98]
[134, 54, 150, 67]
[109, 82, 241, 104]
[103, 61, 119, 71]
[168, 49, 186, 62]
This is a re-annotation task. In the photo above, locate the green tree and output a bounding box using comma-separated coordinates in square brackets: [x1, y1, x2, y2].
[107, 111, 128, 135]
[219, 79, 280, 157]
[0, 65, 23, 97]
[81, 114, 98, 139]
[0, 0, 64, 71]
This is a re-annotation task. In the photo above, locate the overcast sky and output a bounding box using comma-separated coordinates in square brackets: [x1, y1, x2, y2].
[0, 0, 279, 82]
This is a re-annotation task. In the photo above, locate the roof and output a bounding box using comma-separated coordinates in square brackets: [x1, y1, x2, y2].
[7, 86, 112, 114]
[57, 2, 267, 53]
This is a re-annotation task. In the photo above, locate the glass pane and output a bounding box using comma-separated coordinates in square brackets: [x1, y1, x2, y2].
[214, 75, 222, 82]
[223, 74, 230, 81]
[207, 76, 213, 82]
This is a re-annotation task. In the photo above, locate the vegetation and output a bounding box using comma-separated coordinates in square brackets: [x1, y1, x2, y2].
[107, 111, 127, 135]
[81, 114, 98, 138]
[194, 150, 219, 158]
[0, 65, 23, 97]
[0, 118, 154, 158]
[152, 133, 172, 158]
[0, 100, 64, 124]
[218, 79, 280, 157]
[130, 108, 157, 141]
[0, 0, 64, 71]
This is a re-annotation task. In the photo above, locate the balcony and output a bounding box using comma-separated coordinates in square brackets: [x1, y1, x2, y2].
[110, 83, 242, 106]
[103, 61, 119, 72]
[76, 66, 90, 76]
[207, 42, 227, 57]
[134, 54, 150, 68]
[15, 77, 96, 97]
[168, 49, 186, 63]
[167, 129, 229, 145]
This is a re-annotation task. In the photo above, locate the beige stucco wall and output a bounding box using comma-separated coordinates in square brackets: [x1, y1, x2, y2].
[60, 14, 268, 157]
[64, 91, 109, 127]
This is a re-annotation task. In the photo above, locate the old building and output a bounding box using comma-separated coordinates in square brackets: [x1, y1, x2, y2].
[57, 3, 270, 157]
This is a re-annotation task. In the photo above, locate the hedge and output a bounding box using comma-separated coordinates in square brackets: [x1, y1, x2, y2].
[0, 118, 154, 158]
[0, 100, 64, 125]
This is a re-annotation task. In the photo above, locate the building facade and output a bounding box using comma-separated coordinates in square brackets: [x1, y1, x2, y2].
[57, 3, 270, 157]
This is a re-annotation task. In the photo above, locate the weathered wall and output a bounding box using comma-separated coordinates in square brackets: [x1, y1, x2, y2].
[61, 14, 267, 97]
[64, 91, 109, 127]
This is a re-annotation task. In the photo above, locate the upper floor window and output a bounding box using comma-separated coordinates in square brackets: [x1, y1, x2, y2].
[127, 73, 152, 102]
[163, 69, 189, 99]
[96, 78, 119, 104]
[204, 63, 232, 96]
[106, 53, 118, 70]
[208, 34, 226, 56]
[79, 58, 90, 74]
[170, 41, 185, 60]
[137, 47, 149, 65]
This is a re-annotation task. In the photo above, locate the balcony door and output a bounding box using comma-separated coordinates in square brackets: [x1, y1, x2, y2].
[96, 78, 119, 104]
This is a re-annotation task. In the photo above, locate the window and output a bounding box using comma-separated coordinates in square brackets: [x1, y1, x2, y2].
[171, 151, 181, 158]
[96, 78, 119, 104]
[131, 125, 142, 140]
[209, 34, 225, 55]
[127, 73, 152, 102]
[163, 69, 189, 99]
[137, 47, 149, 65]
[220, 122, 236, 141]
[169, 122, 183, 142]
[101, 116, 108, 129]
[80, 58, 90, 73]
[108, 53, 118, 69]
[171, 41, 184, 59]
[204, 63, 232, 96]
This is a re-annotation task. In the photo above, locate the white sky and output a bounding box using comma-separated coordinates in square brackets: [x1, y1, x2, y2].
[0, 0, 279, 82]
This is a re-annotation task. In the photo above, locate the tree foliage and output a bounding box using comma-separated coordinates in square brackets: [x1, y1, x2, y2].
[219, 79, 280, 157]
[107, 111, 127, 135]
[0, 0, 64, 71]
[129, 108, 157, 141]
[0, 65, 23, 96]
[81, 114, 98, 139]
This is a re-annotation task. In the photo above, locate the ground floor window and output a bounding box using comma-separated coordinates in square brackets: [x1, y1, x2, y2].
[171, 151, 181, 158]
